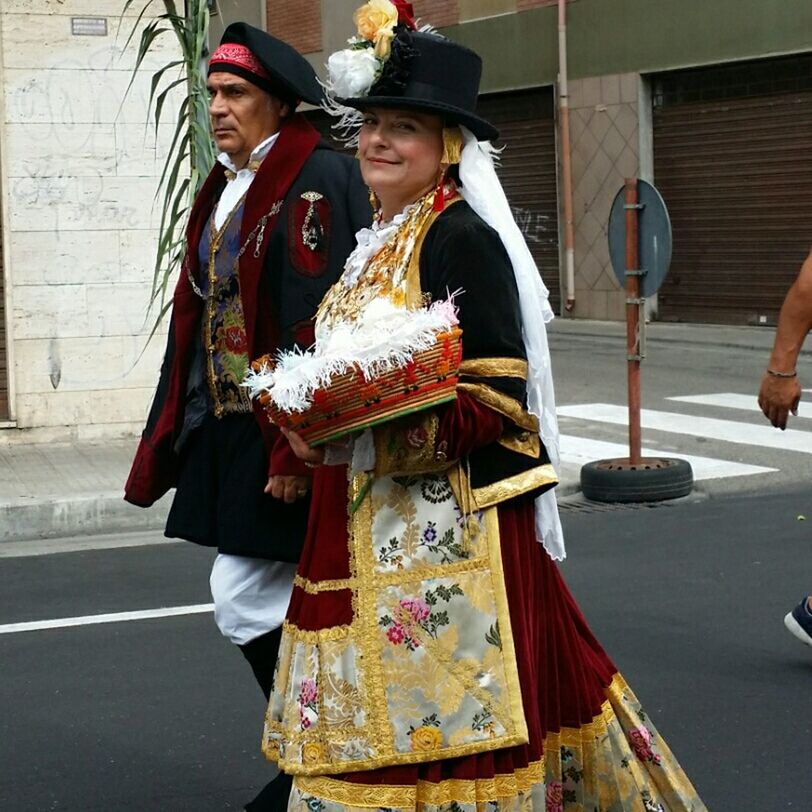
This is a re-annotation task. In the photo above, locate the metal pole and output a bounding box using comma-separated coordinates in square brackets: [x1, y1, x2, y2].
[625, 178, 642, 465]
[557, 0, 576, 312]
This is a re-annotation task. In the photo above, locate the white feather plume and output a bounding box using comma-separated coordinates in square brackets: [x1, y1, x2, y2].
[242, 297, 460, 414]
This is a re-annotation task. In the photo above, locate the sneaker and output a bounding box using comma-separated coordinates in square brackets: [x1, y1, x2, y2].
[784, 597, 812, 648]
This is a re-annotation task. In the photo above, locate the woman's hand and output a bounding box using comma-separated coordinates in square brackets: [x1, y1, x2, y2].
[281, 427, 325, 465]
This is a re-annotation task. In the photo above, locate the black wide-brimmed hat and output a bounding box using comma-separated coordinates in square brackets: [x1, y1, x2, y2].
[209, 22, 322, 107]
[341, 31, 498, 142]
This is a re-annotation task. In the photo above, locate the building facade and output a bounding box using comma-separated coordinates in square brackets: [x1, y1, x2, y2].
[267, 0, 812, 324]
[1, 0, 810, 439]
[0, 0, 183, 440]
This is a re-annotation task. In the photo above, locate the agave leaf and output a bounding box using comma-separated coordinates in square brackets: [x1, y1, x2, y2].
[155, 99, 189, 190]
[123, 0, 214, 329]
[153, 75, 186, 130]
[118, 0, 157, 50]
[149, 58, 184, 100]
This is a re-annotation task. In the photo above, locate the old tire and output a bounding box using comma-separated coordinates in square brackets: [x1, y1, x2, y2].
[580, 457, 693, 503]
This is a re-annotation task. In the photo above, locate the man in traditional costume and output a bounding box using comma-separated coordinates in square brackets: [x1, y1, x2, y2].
[248, 2, 708, 809]
[123, 22, 370, 810]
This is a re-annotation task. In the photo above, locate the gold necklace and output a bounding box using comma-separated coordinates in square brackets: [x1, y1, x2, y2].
[317, 189, 437, 330]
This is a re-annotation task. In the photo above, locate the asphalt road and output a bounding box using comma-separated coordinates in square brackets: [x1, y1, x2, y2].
[3, 487, 812, 811]
[548, 322, 812, 499]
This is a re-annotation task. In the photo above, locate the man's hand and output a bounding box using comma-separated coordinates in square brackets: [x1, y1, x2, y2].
[264, 474, 312, 503]
[758, 373, 801, 430]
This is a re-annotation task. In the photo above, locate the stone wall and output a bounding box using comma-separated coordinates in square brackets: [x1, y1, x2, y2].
[0, 1, 181, 442]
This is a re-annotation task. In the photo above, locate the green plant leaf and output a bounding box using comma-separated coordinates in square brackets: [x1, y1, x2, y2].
[122, 1, 214, 334]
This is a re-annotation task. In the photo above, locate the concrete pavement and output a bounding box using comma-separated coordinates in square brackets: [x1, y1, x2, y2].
[0, 319, 796, 545]
[0, 438, 172, 545]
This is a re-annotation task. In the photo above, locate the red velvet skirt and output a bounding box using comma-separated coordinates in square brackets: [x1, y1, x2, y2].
[273, 466, 705, 810]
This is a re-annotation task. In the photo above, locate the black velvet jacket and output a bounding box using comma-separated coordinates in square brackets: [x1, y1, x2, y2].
[373, 200, 557, 504]
[125, 117, 371, 510]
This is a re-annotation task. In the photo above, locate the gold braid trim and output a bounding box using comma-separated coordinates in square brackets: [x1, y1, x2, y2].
[472, 464, 558, 509]
[498, 431, 541, 458]
[405, 194, 462, 308]
[281, 620, 353, 643]
[293, 575, 353, 594]
[294, 758, 544, 806]
[457, 382, 539, 432]
[266, 719, 371, 745]
[293, 554, 490, 595]
[459, 357, 529, 380]
[482, 508, 528, 742]
[350, 472, 394, 758]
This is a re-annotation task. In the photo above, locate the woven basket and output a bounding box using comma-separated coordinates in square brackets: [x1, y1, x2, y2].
[253, 328, 462, 446]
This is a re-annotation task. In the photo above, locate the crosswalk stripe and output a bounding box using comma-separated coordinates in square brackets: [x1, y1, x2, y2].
[557, 402, 812, 455]
[669, 392, 812, 419]
[0, 604, 215, 635]
[560, 435, 776, 480]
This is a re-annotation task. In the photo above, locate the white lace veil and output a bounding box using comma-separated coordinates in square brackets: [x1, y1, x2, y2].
[458, 126, 565, 561]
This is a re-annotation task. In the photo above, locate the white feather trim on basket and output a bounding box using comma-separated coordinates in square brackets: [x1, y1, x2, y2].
[242, 297, 459, 414]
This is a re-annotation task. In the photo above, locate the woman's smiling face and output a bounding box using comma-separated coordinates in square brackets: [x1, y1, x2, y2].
[358, 107, 445, 216]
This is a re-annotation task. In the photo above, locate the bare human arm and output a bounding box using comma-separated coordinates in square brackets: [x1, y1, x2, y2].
[758, 250, 812, 429]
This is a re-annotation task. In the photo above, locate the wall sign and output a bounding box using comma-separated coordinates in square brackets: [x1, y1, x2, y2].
[71, 17, 108, 37]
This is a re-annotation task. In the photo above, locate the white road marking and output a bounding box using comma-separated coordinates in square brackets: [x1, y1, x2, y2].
[560, 435, 776, 480]
[0, 604, 214, 635]
[669, 392, 812, 419]
[558, 403, 812, 455]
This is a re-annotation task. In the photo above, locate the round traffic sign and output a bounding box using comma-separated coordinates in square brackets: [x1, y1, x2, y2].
[608, 179, 673, 298]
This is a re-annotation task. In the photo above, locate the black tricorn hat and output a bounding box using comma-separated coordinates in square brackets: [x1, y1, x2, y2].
[341, 31, 498, 142]
[210, 22, 323, 107]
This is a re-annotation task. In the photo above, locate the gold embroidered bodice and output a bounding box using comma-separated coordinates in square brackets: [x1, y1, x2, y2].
[315, 189, 440, 332]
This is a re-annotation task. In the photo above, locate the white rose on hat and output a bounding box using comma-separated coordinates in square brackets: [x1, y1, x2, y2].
[327, 48, 380, 98]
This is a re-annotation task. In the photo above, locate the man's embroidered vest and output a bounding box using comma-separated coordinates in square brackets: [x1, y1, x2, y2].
[198, 199, 253, 416]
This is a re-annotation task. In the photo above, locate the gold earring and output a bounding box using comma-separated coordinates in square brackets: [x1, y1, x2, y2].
[368, 188, 379, 211]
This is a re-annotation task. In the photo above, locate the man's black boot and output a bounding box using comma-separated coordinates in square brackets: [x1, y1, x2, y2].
[239, 628, 291, 811]
[239, 626, 283, 700]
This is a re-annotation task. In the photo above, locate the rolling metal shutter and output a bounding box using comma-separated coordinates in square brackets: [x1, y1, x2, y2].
[653, 55, 812, 324]
[307, 87, 561, 313]
[478, 89, 561, 314]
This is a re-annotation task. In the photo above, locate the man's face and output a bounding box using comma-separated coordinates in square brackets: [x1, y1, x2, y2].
[207, 72, 288, 167]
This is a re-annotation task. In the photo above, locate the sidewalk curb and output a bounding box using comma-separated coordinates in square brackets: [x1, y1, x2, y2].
[0, 492, 170, 544]
[1, 478, 581, 546]
[550, 319, 804, 355]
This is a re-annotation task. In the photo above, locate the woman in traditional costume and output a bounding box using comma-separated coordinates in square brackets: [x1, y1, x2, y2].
[252, 2, 707, 809]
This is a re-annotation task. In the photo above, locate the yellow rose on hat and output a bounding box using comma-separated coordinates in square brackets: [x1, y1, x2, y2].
[374, 28, 395, 58]
[410, 725, 443, 752]
[354, 0, 398, 57]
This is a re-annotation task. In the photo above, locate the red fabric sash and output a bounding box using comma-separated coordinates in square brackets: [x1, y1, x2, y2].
[179, 114, 321, 349]
[238, 115, 321, 349]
